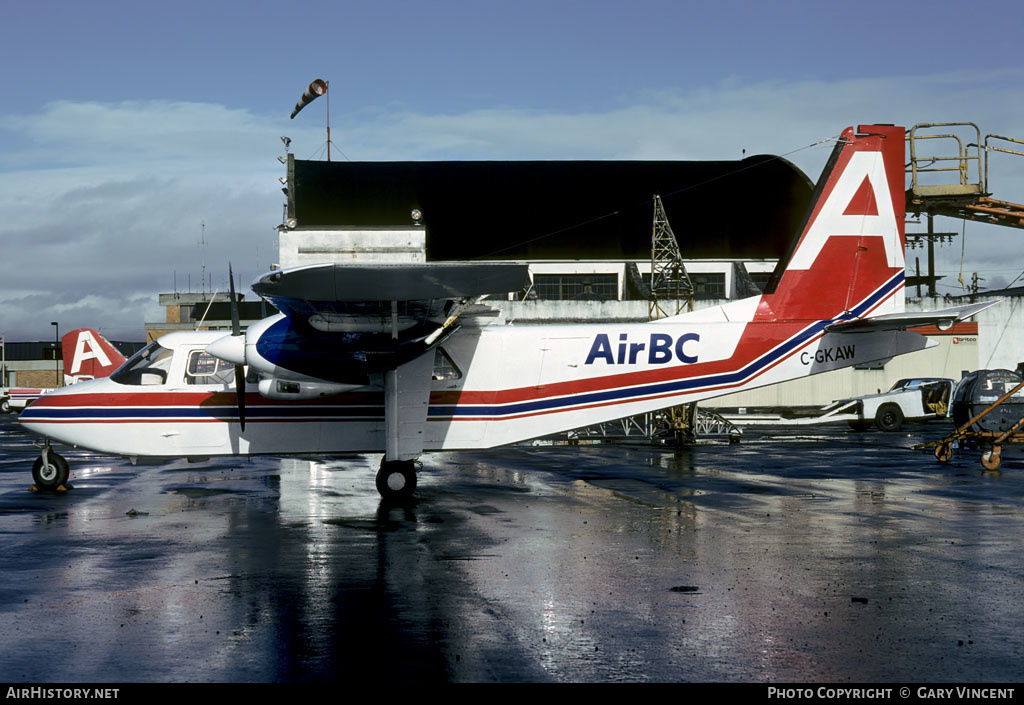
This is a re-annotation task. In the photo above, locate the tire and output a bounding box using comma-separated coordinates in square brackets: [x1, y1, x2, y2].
[376, 460, 417, 501]
[875, 404, 904, 432]
[1, 399, 9, 413]
[982, 447, 1003, 471]
[32, 452, 70, 490]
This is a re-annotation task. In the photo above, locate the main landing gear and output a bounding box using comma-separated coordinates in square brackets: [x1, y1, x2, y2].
[31, 443, 70, 492]
[376, 459, 417, 501]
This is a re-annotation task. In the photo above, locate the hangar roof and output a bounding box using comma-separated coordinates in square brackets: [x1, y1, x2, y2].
[287, 156, 814, 261]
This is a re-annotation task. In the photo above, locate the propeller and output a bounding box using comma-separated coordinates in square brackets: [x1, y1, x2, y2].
[228, 263, 246, 431]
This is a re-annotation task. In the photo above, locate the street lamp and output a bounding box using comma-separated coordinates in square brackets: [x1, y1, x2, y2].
[51, 322, 59, 387]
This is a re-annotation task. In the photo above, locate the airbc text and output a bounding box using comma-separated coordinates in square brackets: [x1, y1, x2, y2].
[800, 344, 856, 366]
[585, 333, 700, 365]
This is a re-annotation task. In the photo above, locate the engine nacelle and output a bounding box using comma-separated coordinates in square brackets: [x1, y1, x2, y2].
[257, 377, 362, 400]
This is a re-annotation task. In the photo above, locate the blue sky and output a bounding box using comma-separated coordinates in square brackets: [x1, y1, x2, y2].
[2, 0, 1023, 339]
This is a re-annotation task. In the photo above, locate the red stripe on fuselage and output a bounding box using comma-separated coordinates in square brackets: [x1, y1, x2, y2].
[28, 391, 383, 408]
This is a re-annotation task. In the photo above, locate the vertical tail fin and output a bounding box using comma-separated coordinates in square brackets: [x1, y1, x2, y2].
[763, 124, 905, 322]
[61, 329, 127, 384]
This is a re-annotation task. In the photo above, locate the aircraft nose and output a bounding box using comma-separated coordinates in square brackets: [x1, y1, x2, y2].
[206, 334, 246, 365]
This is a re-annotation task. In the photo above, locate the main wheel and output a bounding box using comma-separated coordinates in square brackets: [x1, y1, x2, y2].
[875, 404, 904, 432]
[1, 399, 9, 413]
[32, 452, 70, 490]
[376, 460, 417, 501]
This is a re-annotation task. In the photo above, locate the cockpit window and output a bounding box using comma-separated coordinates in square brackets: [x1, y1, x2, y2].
[111, 341, 174, 386]
[185, 350, 235, 386]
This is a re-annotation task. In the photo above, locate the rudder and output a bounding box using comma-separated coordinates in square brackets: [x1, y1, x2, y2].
[762, 124, 905, 322]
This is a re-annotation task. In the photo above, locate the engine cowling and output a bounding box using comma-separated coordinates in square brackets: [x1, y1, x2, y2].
[257, 377, 362, 400]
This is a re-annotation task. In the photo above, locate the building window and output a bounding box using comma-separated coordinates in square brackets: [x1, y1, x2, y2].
[748, 272, 773, 291]
[533, 274, 618, 301]
[690, 273, 726, 300]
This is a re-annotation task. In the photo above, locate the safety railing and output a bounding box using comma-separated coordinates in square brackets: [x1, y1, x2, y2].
[907, 122, 985, 197]
[984, 133, 1024, 191]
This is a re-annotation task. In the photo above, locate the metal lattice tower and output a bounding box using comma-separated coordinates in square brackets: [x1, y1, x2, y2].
[564, 194, 740, 446]
[648, 195, 694, 320]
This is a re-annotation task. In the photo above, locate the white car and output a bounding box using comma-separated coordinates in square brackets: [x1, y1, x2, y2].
[839, 377, 955, 432]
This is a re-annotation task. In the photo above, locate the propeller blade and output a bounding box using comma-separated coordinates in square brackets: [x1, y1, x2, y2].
[229, 262, 240, 337]
[228, 263, 245, 430]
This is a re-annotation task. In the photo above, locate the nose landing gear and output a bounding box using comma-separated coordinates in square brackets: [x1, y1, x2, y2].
[30, 443, 70, 492]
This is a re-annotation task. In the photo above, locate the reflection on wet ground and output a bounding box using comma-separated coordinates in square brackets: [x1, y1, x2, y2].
[1, 417, 1022, 682]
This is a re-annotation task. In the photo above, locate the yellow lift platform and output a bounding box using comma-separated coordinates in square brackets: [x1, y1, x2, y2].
[907, 122, 1024, 229]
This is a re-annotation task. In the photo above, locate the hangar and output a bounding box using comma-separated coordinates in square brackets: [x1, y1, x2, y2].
[282, 154, 813, 262]
[275, 154, 816, 322]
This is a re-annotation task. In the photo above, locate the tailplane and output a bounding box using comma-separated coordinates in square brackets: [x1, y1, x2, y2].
[62, 329, 127, 384]
[762, 124, 906, 323]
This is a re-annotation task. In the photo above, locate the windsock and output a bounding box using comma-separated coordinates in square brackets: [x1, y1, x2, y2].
[290, 79, 328, 119]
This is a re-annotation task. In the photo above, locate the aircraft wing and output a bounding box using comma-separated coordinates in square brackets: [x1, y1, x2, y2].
[824, 300, 998, 333]
[253, 261, 531, 319]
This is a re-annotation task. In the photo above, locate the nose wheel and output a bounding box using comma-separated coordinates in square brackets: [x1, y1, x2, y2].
[31, 446, 70, 492]
[376, 459, 417, 501]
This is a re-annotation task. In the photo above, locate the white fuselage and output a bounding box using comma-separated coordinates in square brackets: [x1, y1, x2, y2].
[19, 296, 933, 459]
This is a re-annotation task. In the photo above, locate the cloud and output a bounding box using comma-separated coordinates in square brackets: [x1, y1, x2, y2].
[0, 100, 294, 339]
[339, 68, 1024, 169]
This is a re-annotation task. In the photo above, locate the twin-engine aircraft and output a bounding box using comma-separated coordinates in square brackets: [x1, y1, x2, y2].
[19, 125, 994, 498]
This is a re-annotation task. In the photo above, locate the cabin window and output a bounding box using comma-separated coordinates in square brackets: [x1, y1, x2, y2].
[111, 341, 174, 386]
[185, 350, 235, 386]
[433, 347, 462, 380]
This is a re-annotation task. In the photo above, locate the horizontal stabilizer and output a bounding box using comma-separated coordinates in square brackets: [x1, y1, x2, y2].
[254, 262, 531, 303]
[824, 300, 998, 333]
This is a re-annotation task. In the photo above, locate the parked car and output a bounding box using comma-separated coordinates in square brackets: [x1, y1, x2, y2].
[840, 377, 955, 432]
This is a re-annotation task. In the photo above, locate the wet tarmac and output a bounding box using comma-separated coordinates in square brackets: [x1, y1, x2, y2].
[1, 414, 1022, 683]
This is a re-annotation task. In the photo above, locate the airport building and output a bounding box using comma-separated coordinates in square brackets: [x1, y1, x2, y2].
[146, 292, 272, 343]
[1, 338, 144, 389]
[1, 340, 63, 389]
